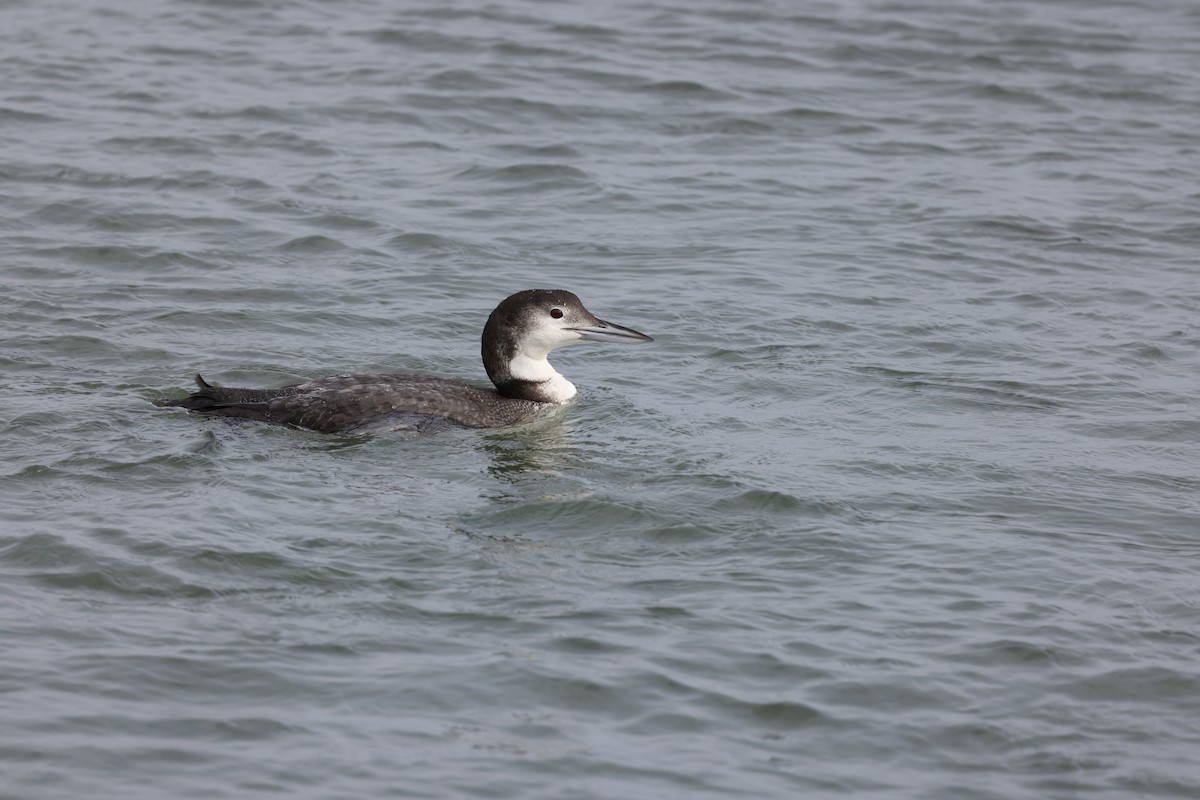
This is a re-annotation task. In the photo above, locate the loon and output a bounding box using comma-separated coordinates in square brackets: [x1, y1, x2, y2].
[154, 289, 653, 434]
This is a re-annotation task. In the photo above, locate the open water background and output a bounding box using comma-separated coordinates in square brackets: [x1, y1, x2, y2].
[3, 0, 1200, 797]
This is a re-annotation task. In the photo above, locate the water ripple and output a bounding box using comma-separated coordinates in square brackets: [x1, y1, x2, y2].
[4, 0, 1200, 798]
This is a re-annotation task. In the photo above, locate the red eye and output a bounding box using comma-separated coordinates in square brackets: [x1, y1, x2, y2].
[550, 308, 563, 319]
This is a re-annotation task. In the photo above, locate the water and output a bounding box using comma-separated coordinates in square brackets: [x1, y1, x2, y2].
[3, 0, 1200, 797]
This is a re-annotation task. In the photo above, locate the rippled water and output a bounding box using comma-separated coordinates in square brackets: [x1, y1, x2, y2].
[3, 0, 1200, 797]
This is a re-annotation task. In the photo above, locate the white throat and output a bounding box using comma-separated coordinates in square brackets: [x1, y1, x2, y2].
[508, 353, 577, 403]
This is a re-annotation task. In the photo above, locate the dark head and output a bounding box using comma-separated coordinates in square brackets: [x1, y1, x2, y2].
[481, 289, 653, 404]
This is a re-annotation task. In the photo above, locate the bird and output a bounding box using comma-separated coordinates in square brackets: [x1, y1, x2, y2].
[154, 289, 653, 434]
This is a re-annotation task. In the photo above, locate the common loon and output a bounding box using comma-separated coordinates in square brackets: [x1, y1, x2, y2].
[154, 289, 653, 434]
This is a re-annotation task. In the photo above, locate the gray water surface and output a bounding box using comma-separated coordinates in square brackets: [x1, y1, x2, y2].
[3, 1, 1200, 798]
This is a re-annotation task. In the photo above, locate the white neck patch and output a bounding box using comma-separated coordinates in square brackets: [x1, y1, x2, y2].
[508, 353, 577, 403]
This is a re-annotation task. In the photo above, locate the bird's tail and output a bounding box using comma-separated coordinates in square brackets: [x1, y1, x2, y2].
[153, 374, 280, 421]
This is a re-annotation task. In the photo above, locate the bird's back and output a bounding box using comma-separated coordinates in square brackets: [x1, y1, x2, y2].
[155, 373, 551, 434]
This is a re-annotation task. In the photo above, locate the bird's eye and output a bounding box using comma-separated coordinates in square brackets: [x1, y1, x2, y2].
[550, 308, 564, 319]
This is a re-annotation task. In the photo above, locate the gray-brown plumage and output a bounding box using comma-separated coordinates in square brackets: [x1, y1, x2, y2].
[154, 289, 653, 434]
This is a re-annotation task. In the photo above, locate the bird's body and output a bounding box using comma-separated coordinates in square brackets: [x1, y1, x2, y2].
[163, 372, 552, 434]
[154, 289, 652, 434]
